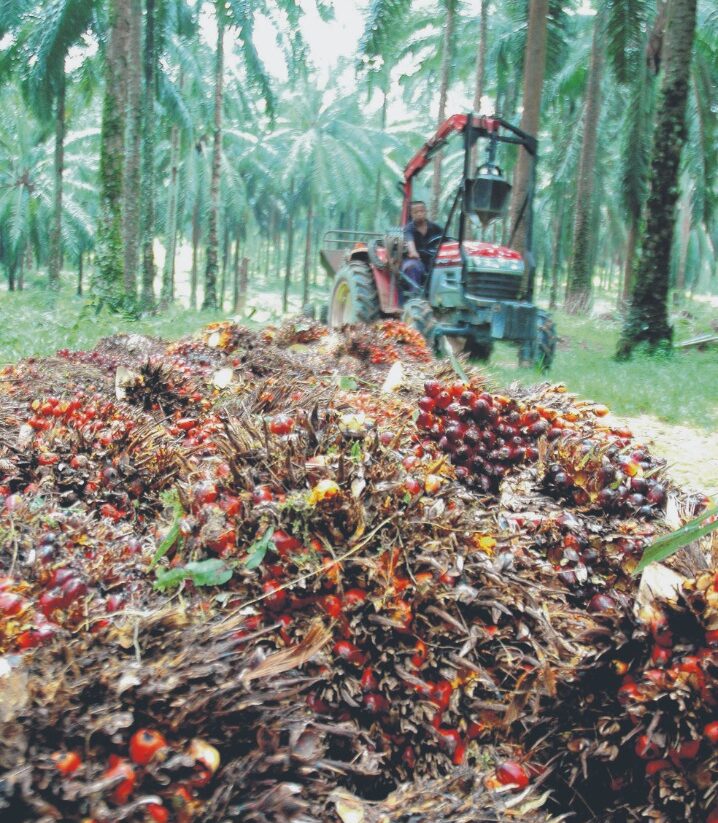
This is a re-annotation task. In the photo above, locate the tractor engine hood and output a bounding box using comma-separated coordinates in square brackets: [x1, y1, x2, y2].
[434, 241, 524, 273]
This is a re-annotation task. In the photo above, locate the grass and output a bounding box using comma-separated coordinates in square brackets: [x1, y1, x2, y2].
[487, 302, 718, 430]
[0, 273, 320, 363]
[2, 275, 717, 431]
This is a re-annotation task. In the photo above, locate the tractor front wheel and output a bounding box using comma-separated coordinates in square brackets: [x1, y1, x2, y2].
[464, 337, 493, 361]
[402, 297, 440, 354]
[328, 261, 380, 327]
[536, 311, 557, 371]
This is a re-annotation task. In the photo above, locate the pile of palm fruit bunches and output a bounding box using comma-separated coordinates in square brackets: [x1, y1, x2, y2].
[0, 317, 715, 823]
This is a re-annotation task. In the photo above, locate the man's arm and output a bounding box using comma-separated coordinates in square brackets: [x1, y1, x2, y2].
[403, 224, 420, 259]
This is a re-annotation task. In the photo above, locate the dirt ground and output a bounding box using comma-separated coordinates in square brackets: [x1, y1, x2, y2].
[609, 413, 718, 496]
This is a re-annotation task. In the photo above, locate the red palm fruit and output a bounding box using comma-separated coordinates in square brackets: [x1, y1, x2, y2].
[252, 485, 273, 505]
[430, 680, 452, 711]
[588, 593, 616, 613]
[363, 693, 389, 713]
[39, 588, 66, 618]
[104, 757, 136, 804]
[405, 477, 421, 495]
[470, 398, 490, 421]
[671, 739, 700, 761]
[651, 645, 671, 666]
[16, 623, 56, 649]
[645, 759, 671, 777]
[704, 722, 718, 745]
[321, 595, 342, 619]
[418, 396, 435, 412]
[129, 728, 167, 765]
[434, 391, 452, 410]
[343, 588, 366, 607]
[307, 693, 330, 714]
[147, 804, 169, 822]
[52, 751, 82, 775]
[617, 678, 642, 702]
[423, 380, 443, 398]
[496, 761, 529, 789]
[361, 667, 378, 691]
[61, 577, 88, 606]
[269, 414, 294, 435]
[647, 483, 666, 505]
[635, 735, 661, 759]
[272, 530, 302, 556]
[0, 592, 26, 616]
[416, 411, 433, 430]
[262, 581, 286, 611]
[334, 640, 365, 666]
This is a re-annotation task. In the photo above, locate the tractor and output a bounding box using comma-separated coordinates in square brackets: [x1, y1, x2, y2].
[319, 113, 556, 368]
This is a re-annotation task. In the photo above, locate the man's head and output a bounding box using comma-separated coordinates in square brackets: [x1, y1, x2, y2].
[410, 201, 428, 226]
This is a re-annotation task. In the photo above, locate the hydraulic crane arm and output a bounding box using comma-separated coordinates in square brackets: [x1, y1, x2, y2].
[400, 114, 537, 224]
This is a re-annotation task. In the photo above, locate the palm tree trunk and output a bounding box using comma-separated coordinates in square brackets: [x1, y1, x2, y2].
[473, 0, 488, 112]
[467, 0, 489, 242]
[203, 13, 224, 310]
[282, 180, 295, 313]
[49, 70, 65, 290]
[140, 0, 157, 311]
[373, 83, 389, 229]
[190, 195, 200, 310]
[122, 0, 142, 297]
[96, 0, 130, 300]
[77, 251, 83, 296]
[160, 115, 181, 309]
[566, 10, 606, 313]
[232, 236, 240, 310]
[220, 219, 229, 307]
[549, 199, 565, 309]
[621, 217, 638, 306]
[508, 0, 549, 258]
[430, 0, 455, 221]
[302, 196, 313, 307]
[617, 0, 697, 357]
[674, 187, 692, 303]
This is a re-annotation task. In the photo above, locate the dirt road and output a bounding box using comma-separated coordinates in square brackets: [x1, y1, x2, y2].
[611, 413, 718, 496]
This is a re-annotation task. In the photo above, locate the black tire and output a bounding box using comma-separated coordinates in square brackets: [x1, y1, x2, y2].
[536, 310, 557, 371]
[464, 337, 493, 361]
[328, 260, 381, 327]
[402, 297, 440, 353]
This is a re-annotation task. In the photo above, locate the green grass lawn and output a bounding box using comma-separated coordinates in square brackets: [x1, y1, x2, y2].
[2, 277, 717, 431]
[487, 303, 718, 430]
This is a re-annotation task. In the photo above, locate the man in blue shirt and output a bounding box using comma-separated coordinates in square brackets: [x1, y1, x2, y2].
[402, 200, 442, 297]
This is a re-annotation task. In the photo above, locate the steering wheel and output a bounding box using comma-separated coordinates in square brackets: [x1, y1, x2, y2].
[424, 233, 458, 259]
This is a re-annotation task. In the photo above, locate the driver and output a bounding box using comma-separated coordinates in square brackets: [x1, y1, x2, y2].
[402, 200, 442, 296]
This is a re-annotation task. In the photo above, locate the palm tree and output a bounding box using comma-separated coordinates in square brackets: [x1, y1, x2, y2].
[122, 0, 142, 296]
[565, 7, 606, 312]
[140, 0, 158, 310]
[0, 0, 96, 290]
[617, 0, 699, 357]
[96, 0, 131, 303]
[508, 0, 549, 259]
[429, 0, 457, 221]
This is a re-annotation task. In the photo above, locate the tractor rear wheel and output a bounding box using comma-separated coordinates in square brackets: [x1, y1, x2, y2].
[328, 261, 380, 327]
[402, 297, 440, 353]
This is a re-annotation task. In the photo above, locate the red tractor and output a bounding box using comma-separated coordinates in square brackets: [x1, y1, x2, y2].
[320, 113, 556, 368]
